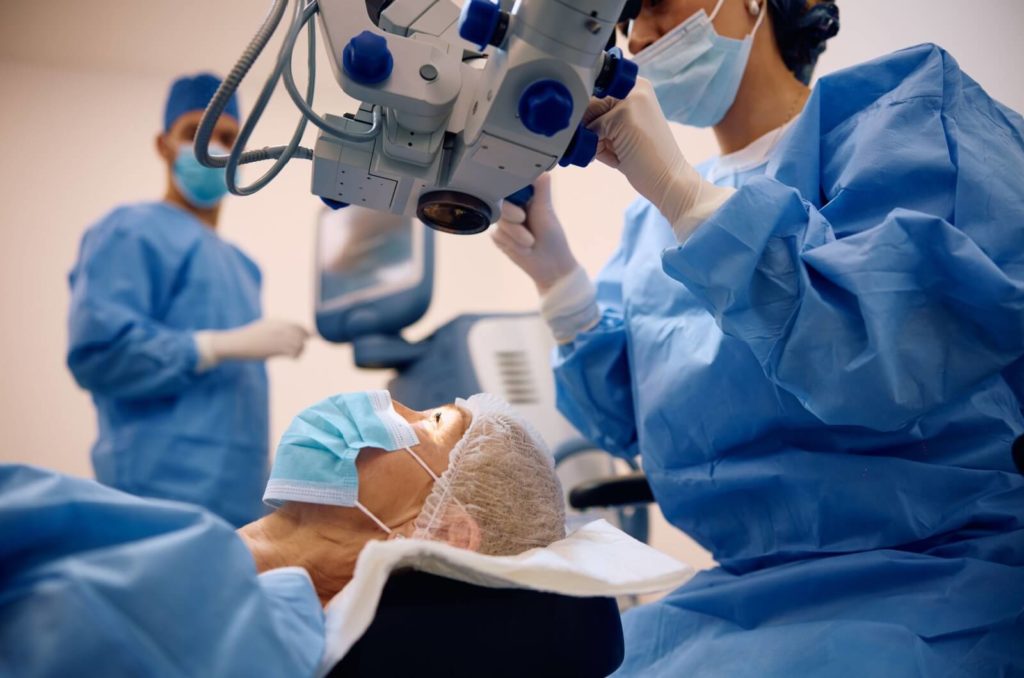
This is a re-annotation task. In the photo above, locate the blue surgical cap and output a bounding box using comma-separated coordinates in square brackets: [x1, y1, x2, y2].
[163, 73, 241, 132]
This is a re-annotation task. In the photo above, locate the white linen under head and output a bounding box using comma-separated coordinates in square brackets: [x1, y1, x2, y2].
[317, 519, 695, 676]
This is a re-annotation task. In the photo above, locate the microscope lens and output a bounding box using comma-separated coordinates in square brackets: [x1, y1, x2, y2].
[417, 191, 492, 235]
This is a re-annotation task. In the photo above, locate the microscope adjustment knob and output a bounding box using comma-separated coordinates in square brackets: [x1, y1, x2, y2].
[594, 47, 639, 99]
[320, 197, 349, 210]
[559, 124, 599, 168]
[518, 80, 574, 138]
[343, 30, 394, 85]
[459, 0, 504, 51]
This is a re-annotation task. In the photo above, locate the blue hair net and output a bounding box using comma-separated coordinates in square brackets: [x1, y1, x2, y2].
[163, 73, 241, 132]
[767, 0, 839, 84]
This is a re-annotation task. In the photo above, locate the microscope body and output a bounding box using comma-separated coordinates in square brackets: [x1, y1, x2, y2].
[312, 0, 637, 233]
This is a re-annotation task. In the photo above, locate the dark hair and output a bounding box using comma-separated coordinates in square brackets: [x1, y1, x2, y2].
[767, 0, 840, 84]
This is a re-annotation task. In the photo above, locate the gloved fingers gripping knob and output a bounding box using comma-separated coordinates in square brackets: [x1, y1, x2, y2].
[594, 47, 639, 100]
[491, 174, 577, 292]
[499, 186, 537, 248]
[505, 185, 536, 208]
[493, 211, 536, 249]
[559, 125, 599, 168]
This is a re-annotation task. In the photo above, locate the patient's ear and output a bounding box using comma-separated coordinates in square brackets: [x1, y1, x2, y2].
[390, 522, 417, 539]
[438, 504, 482, 551]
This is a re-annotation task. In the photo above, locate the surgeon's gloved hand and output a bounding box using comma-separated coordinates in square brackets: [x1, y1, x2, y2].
[585, 78, 735, 241]
[491, 175, 599, 343]
[195, 319, 309, 372]
[490, 174, 578, 293]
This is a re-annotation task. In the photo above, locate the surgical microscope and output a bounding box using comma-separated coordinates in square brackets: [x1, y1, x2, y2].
[195, 0, 641, 232]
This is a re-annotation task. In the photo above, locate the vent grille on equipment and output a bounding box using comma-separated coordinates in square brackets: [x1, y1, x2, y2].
[494, 350, 539, 405]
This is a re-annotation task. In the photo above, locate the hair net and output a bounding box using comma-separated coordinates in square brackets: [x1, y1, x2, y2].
[164, 72, 240, 132]
[412, 393, 566, 555]
[767, 0, 840, 84]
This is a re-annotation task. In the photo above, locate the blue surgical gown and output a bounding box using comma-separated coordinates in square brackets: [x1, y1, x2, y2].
[67, 202, 269, 527]
[556, 44, 1024, 675]
[0, 464, 324, 677]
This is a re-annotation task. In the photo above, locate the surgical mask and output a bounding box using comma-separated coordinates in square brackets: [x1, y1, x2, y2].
[633, 0, 766, 128]
[172, 142, 229, 209]
[264, 390, 438, 535]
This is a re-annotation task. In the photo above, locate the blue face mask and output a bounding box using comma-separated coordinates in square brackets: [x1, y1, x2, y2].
[172, 143, 229, 209]
[633, 0, 766, 128]
[264, 390, 437, 534]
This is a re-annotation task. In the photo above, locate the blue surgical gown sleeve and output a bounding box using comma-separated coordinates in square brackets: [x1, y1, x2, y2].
[553, 244, 640, 459]
[0, 464, 324, 678]
[67, 211, 200, 400]
[661, 46, 1024, 431]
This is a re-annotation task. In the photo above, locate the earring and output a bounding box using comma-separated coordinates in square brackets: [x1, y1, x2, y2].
[747, 0, 760, 15]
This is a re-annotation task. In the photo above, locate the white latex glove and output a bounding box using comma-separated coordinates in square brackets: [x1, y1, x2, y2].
[585, 78, 734, 240]
[491, 174, 599, 343]
[195, 319, 309, 371]
[490, 173, 578, 293]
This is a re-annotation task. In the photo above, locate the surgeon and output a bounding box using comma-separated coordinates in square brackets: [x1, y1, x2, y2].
[493, 0, 1024, 674]
[66, 73, 309, 527]
[0, 391, 565, 676]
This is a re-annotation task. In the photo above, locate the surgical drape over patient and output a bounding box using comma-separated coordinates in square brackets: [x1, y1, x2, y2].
[0, 465, 324, 678]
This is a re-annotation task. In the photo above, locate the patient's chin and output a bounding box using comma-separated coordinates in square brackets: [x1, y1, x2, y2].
[285, 501, 371, 531]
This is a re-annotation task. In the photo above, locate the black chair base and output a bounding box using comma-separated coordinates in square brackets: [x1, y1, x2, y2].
[327, 569, 624, 678]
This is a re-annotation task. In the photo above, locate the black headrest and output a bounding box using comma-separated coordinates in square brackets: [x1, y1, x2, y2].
[327, 569, 624, 678]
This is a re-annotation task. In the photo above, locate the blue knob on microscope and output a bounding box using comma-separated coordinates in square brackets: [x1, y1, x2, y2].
[459, 0, 502, 51]
[343, 30, 393, 85]
[559, 124, 599, 168]
[594, 47, 639, 99]
[518, 80, 574, 137]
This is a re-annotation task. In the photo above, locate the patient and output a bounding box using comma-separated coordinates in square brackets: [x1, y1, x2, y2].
[0, 392, 566, 675]
[238, 391, 566, 604]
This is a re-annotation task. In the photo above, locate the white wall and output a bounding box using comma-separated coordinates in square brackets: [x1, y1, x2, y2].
[0, 1, 1021, 570]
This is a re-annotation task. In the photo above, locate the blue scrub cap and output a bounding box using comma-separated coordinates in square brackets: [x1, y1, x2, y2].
[163, 72, 240, 132]
[767, 0, 839, 84]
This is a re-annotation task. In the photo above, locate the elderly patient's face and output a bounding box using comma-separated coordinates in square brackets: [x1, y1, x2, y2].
[241, 399, 471, 604]
[354, 400, 469, 530]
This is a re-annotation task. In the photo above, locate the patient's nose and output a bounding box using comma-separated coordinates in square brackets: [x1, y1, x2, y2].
[392, 400, 422, 423]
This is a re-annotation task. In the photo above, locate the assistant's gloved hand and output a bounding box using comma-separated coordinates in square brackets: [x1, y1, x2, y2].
[195, 319, 310, 372]
[585, 78, 734, 241]
[490, 174, 579, 293]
